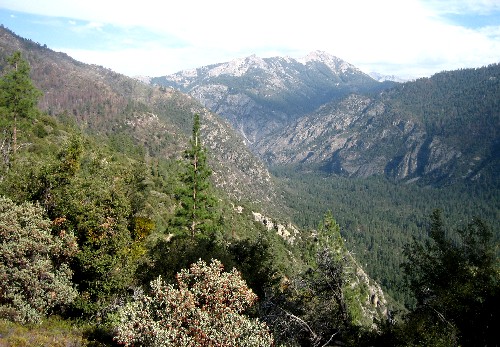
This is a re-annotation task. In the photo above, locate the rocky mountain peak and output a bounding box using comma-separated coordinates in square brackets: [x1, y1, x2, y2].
[369, 71, 407, 83]
[151, 52, 385, 145]
[299, 50, 362, 75]
[207, 54, 267, 77]
[299, 50, 339, 63]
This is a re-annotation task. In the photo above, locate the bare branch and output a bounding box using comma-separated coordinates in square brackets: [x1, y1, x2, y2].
[321, 331, 339, 347]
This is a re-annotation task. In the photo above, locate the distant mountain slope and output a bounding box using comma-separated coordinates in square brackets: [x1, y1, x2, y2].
[151, 51, 391, 145]
[0, 26, 279, 207]
[369, 72, 407, 83]
[257, 64, 500, 185]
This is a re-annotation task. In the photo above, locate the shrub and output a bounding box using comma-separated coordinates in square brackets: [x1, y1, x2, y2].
[115, 259, 274, 346]
[0, 197, 78, 323]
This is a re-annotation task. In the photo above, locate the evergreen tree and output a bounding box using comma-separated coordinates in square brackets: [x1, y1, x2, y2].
[0, 51, 42, 158]
[265, 213, 367, 346]
[401, 210, 499, 346]
[173, 114, 217, 237]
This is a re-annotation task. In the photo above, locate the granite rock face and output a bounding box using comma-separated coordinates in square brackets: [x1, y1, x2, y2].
[151, 51, 385, 146]
[154, 52, 499, 185]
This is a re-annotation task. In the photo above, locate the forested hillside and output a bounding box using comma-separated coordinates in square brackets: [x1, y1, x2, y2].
[259, 64, 500, 185]
[0, 29, 393, 346]
[0, 26, 280, 212]
[0, 26, 498, 346]
[152, 55, 499, 304]
[271, 167, 499, 305]
[260, 64, 500, 308]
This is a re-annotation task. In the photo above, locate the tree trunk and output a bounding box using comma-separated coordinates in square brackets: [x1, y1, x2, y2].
[12, 114, 16, 155]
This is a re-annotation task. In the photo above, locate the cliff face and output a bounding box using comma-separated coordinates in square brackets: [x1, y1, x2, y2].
[256, 94, 463, 181]
[251, 210, 389, 327]
[257, 64, 500, 184]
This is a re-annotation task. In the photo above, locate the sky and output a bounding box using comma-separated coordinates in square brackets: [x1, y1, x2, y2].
[0, 0, 499, 79]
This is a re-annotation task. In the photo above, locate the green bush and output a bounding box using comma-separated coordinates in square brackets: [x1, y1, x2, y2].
[0, 197, 78, 323]
[115, 259, 274, 347]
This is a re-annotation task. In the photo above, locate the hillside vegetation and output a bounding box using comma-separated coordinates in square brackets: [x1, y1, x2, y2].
[0, 26, 498, 346]
[0, 36, 391, 346]
[151, 45, 500, 310]
[0, 26, 281, 213]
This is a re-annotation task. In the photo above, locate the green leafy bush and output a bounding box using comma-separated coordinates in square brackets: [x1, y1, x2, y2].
[0, 197, 78, 323]
[115, 259, 274, 346]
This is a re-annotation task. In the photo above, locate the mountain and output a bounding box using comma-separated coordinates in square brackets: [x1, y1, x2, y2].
[151, 48, 498, 186]
[0, 26, 279, 209]
[369, 71, 408, 83]
[148, 46, 499, 313]
[257, 65, 500, 185]
[1, 27, 499, 341]
[151, 51, 392, 145]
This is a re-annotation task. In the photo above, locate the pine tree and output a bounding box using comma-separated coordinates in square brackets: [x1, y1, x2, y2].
[401, 210, 499, 346]
[173, 114, 217, 237]
[0, 51, 42, 157]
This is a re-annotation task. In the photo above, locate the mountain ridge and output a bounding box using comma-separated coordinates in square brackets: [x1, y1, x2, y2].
[1, 26, 498, 337]
[369, 71, 408, 83]
[151, 51, 391, 144]
[151, 49, 499, 186]
[258, 63, 500, 185]
[0, 26, 282, 210]
[0, 27, 392, 330]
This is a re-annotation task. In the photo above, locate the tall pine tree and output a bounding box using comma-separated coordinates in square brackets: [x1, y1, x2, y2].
[0, 51, 42, 157]
[173, 113, 217, 237]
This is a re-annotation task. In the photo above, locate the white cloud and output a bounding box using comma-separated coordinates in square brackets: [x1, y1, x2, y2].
[58, 45, 235, 77]
[2, 0, 499, 77]
[68, 21, 105, 34]
[421, 0, 500, 15]
[479, 25, 500, 39]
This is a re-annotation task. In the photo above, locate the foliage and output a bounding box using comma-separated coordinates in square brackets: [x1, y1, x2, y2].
[0, 51, 41, 120]
[47, 143, 139, 317]
[3, 129, 146, 318]
[0, 197, 78, 324]
[272, 166, 499, 306]
[263, 213, 374, 347]
[136, 233, 231, 287]
[0, 51, 42, 158]
[386, 64, 499, 152]
[1, 28, 498, 347]
[115, 259, 274, 347]
[0, 317, 89, 347]
[137, 230, 281, 301]
[228, 233, 280, 298]
[400, 210, 499, 346]
[172, 113, 219, 237]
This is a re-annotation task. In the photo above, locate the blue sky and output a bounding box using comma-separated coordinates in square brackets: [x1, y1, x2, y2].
[0, 0, 499, 78]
